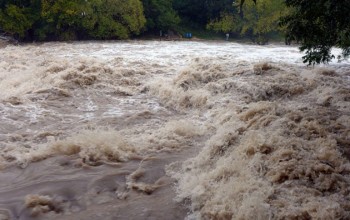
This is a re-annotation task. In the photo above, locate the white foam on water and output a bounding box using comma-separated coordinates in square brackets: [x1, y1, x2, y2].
[0, 41, 349, 220]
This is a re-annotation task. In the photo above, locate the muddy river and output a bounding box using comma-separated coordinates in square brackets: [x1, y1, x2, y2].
[0, 41, 349, 219]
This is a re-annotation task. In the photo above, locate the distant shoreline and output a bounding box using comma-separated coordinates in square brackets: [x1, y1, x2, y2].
[1, 38, 291, 48]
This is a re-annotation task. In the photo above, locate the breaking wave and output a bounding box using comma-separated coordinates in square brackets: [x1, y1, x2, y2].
[165, 59, 350, 219]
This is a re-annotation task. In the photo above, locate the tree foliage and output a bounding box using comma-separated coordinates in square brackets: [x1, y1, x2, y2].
[208, 0, 287, 44]
[88, 0, 146, 39]
[281, 0, 350, 64]
[207, 14, 238, 34]
[0, 0, 41, 39]
[142, 0, 180, 31]
[174, 0, 233, 26]
[0, 0, 146, 41]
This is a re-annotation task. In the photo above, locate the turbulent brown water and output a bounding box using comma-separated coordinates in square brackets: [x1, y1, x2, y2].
[0, 41, 349, 220]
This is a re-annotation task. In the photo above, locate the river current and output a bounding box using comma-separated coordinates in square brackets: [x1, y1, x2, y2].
[0, 41, 349, 219]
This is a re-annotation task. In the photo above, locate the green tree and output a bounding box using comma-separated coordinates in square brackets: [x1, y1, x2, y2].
[208, 0, 287, 44]
[142, 0, 180, 31]
[207, 13, 238, 34]
[173, 0, 206, 26]
[174, 0, 233, 27]
[88, 0, 146, 39]
[1, 0, 146, 41]
[240, 0, 287, 44]
[41, 0, 91, 40]
[0, 0, 41, 39]
[281, 0, 350, 64]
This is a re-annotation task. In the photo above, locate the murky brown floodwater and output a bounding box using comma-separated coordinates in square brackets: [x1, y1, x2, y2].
[0, 41, 349, 219]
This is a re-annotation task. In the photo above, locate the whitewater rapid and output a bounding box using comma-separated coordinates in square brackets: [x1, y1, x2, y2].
[0, 41, 349, 220]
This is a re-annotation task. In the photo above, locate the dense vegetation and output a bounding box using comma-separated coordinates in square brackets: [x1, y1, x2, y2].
[0, 0, 349, 63]
[0, 0, 146, 41]
[282, 0, 350, 65]
[0, 0, 289, 42]
[207, 0, 287, 44]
